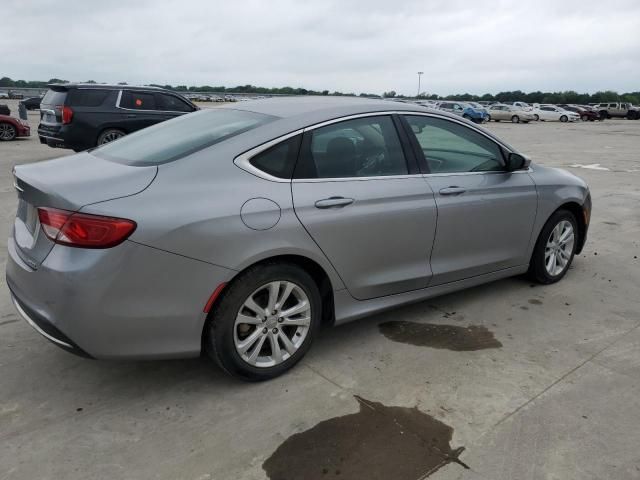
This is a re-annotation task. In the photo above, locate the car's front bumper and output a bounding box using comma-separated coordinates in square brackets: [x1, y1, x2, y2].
[6, 237, 235, 359]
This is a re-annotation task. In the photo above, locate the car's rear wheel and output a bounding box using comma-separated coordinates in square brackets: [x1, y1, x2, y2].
[485, 114, 491, 122]
[511, 115, 520, 123]
[205, 263, 322, 381]
[97, 128, 126, 145]
[581, 114, 589, 121]
[528, 210, 578, 284]
[560, 115, 568, 122]
[0, 122, 17, 141]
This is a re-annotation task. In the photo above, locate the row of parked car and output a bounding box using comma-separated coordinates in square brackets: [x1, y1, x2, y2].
[185, 93, 266, 102]
[413, 99, 640, 124]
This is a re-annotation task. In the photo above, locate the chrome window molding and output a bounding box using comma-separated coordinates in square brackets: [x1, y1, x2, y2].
[233, 129, 304, 183]
[234, 110, 520, 183]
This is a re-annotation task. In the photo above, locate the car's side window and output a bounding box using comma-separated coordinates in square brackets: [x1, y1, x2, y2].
[68, 89, 110, 107]
[249, 135, 302, 179]
[155, 93, 194, 112]
[404, 115, 504, 174]
[120, 91, 156, 110]
[295, 116, 408, 179]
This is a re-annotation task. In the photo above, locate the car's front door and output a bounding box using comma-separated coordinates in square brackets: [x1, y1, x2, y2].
[291, 114, 438, 300]
[402, 114, 538, 285]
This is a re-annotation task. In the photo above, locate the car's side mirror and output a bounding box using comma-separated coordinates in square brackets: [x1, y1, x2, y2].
[506, 152, 530, 171]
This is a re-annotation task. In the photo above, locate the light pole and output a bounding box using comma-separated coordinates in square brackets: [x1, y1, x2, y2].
[417, 71, 424, 98]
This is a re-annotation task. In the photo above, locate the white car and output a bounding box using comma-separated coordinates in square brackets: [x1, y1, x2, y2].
[510, 101, 533, 111]
[534, 105, 580, 122]
[0, 91, 10, 99]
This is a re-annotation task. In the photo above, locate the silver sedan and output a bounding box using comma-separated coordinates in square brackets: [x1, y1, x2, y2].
[7, 97, 591, 380]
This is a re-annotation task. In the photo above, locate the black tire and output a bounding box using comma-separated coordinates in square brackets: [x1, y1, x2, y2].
[485, 114, 491, 122]
[205, 262, 322, 381]
[495, 119, 501, 122]
[462, 114, 471, 120]
[511, 115, 520, 123]
[97, 128, 126, 145]
[533, 114, 540, 121]
[0, 122, 17, 141]
[581, 114, 589, 121]
[528, 210, 578, 284]
[560, 115, 568, 123]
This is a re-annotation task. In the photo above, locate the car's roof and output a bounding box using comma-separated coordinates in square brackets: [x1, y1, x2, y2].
[218, 95, 444, 119]
[208, 96, 516, 153]
[48, 83, 171, 92]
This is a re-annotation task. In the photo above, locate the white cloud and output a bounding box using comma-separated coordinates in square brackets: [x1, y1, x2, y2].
[4, 0, 640, 95]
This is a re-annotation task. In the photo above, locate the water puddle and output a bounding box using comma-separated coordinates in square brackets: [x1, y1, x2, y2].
[378, 321, 502, 351]
[263, 396, 467, 480]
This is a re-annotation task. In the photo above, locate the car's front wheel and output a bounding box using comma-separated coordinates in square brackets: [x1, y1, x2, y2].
[533, 114, 540, 121]
[560, 115, 568, 122]
[511, 115, 520, 123]
[485, 114, 491, 122]
[205, 263, 322, 381]
[528, 210, 578, 284]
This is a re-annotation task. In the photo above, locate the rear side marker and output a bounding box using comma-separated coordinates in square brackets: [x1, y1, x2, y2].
[204, 283, 227, 313]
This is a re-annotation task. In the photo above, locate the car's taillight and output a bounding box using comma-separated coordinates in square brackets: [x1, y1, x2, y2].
[61, 105, 73, 124]
[37, 207, 136, 249]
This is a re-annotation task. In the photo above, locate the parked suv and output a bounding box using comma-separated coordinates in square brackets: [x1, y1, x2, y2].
[593, 102, 639, 120]
[38, 84, 198, 151]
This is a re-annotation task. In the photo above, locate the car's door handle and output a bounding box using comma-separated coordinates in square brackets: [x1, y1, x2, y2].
[314, 197, 355, 209]
[439, 186, 466, 196]
[127, 114, 137, 118]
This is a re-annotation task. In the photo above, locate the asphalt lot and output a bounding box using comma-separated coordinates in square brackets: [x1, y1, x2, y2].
[1, 100, 639, 480]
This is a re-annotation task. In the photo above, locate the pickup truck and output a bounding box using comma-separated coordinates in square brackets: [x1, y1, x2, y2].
[594, 102, 639, 120]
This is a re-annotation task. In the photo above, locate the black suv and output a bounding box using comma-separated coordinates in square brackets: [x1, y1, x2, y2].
[38, 84, 198, 151]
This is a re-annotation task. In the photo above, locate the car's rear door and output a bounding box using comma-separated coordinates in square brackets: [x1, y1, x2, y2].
[117, 90, 165, 132]
[401, 114, 537, 285]
[291, 114, 437, 300]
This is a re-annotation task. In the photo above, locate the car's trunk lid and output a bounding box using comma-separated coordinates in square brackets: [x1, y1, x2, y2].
[13, 152, 157, 268]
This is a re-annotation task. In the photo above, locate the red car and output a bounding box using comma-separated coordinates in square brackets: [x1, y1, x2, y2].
[0, 115, 30, 141]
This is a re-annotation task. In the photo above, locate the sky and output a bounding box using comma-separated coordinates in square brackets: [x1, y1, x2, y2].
[3, 0, 640, 96]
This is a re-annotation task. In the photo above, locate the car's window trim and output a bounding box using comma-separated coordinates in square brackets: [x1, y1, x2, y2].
[115, 89, 194, 114]
[234, 110, 519, 183]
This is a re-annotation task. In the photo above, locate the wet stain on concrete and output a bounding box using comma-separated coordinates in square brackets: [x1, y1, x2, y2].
[378, 321, 502, 351]
[263, 396, 467, 480]
[528, 299, 543, 305]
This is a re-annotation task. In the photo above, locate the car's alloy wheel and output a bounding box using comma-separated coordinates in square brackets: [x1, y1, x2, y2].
[528, 210, 578, 284]
[533, 114, 539, 121]
[0, 123, 17, 141]
[233, 281, 311, 368]
[511, 115, 520, 123]
[581, 114, 589, 121]
[97, 129, 125, 145]
[544, 220, 575, 276]
[485, 115, 491, 122]
[205, 263, 321, 381]
[560, 115, 568, 122]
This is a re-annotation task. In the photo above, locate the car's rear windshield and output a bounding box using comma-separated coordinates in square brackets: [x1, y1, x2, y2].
[41, 89, 67, 107]
[93, 109, 276, 166]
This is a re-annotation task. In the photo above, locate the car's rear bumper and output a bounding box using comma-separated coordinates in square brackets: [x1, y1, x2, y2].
[6, 237, 236, 359]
